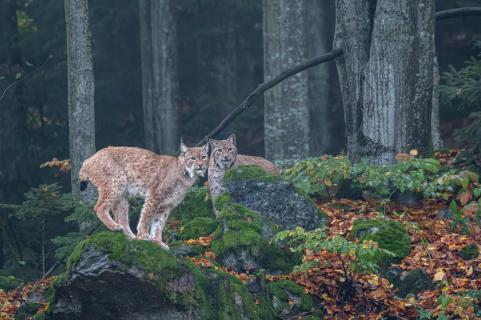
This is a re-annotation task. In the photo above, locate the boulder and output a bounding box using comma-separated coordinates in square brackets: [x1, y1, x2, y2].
[349, 218, 411, 272]
[211, 194, 299, 273]
[50, 232, 274, 320]
[266, 280, 315, 317]
[385, 267, 434, 298]
[224, 165, 327, 231]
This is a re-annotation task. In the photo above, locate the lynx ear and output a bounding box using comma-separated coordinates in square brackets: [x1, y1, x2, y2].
[208, 139, 219, 148]
[202, 143, 209, 153]
[227, 133, 236, 145]
[180, 138, 188, 153]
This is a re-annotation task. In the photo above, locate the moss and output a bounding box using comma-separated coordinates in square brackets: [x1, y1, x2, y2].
[459, 244, 479, 260]
[211, 199, 298, 273]
[62, 231, 274, 319]
[0, 275, 22, 291]
[350, 219, 411, 272]
[179, 217, 219, 240]
[267, 280, 313, 313]
[170, 186, 215, 223]
[224, 165, 279, 183]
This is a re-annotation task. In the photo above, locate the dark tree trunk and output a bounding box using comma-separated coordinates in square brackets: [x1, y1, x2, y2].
[335, 0, 435, 164]
[305, 0, 335, 156]
[263, 0, 309, 161]
[64, 0, 96, 203]
[139, 0, 178, 154]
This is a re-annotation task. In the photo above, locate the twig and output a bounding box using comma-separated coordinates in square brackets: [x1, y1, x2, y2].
[196, 7, 481, 145]
[0, 54, 52, 104]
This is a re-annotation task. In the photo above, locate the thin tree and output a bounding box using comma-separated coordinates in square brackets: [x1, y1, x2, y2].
[334, 0, 436, 164]
[139, 0, 178, 154]
[305, 0, 335, 155]
[64, 0, 96, 203]
[263, 0, 310, 161]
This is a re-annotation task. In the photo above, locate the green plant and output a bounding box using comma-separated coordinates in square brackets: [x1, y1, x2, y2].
[272, 226, 394, 274]
[449, 200, 470, 234]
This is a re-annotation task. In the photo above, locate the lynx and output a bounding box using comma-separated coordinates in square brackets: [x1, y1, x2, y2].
[79, 142, 209, 249]
[208, 134, 279, 216]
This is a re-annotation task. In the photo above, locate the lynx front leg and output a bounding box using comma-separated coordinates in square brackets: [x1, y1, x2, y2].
[113, 198, 135, 239]
[151, 210, 170, 250]
[136, 195, 156, 240]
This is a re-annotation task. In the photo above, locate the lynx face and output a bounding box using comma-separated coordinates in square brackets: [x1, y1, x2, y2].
[179, 143, 209, 178]
[209, 134, 237, 170]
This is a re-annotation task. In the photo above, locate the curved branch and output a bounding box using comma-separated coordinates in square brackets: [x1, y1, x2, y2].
[196, 7, 481, 146]
[196, 48, 343, 146]
[435, 7, 481, 20]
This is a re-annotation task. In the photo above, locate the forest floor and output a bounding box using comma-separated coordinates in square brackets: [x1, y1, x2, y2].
[1, 152, 481, 319]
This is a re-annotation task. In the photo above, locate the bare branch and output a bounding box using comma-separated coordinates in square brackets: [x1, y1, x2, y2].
[196, 7, 481, 146]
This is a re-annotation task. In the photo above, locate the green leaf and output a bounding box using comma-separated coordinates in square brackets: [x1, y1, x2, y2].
[15, 72, 22, 80]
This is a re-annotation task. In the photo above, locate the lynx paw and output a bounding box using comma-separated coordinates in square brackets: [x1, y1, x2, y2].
[154, 241, 170, 250]
[111, 223, 125, 232]
[136, 234, 153, 241]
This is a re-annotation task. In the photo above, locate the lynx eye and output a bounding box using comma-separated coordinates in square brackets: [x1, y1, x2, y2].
[190, 157, 196, 161]
[202, 155, 207, 160]
[228, 148, 233, 152]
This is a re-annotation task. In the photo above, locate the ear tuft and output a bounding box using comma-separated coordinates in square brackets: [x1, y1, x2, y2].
[208, 139, 218, 148]
[180, 139, 188, 153]
[227, 133, 236, 145]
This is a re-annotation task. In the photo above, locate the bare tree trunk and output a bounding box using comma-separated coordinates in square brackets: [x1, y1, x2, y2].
[64, 0, 96, 203]
[431, 55, 443, 149]
[305, 0, 334, 155]
[263, 0, 309, 161]
[139, 0, 178, 154]
[335, 0, 435, 164]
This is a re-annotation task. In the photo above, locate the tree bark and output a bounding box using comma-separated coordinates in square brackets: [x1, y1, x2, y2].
[263, 0, 309, 161]
[139, 0, 178, 154]
[305, 0, 334, 155]
[335, 0, 435, 164]
[64, 0, 96, 203]
[431, 55, 443, 149]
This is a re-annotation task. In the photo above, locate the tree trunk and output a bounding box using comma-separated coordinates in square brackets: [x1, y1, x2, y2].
[335, 0, 435, 164]
[305, 0, 334, 156]
[64, 0, 96, 203]
[263, 0, 309, 161]
[431, 55, 443, 149]
[139, 0, 178, 154]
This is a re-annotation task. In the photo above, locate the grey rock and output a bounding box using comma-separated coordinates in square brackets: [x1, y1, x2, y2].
[225, 178, 326, 231]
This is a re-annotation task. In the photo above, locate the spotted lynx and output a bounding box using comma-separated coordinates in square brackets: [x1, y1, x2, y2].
[79, 143, 209, 249]
[208, 134, 279, 216]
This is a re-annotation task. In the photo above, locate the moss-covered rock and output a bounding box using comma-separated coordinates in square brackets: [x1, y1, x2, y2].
[385, 267, 434, 298]
[224, 165, 327, 231]
[211, 195, 299, 273]
[349, 219, 411, 272]
[0, 275, 22, 291]
[170, 186, 215, 223]
[267, 280, 313, 315]
[459, 244, 479, 260]
[51, 232, 274, 320]
[179, 217, 219, 240]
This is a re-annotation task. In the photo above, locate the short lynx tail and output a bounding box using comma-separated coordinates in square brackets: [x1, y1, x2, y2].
[80, 181, 88, 192]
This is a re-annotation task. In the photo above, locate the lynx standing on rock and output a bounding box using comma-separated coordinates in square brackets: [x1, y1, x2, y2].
[79, 143, 209, 249]
[208, 134, 279, 216]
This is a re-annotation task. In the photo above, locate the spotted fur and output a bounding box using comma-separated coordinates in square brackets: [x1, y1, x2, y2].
[208, 134, 279, 217]
[79, 143, 209, 249]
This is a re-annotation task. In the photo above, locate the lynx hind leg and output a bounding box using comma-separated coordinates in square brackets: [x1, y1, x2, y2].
[113, 198, 135, 239]
[95, 189, 124, 232]
[151, 211, 169, 250]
